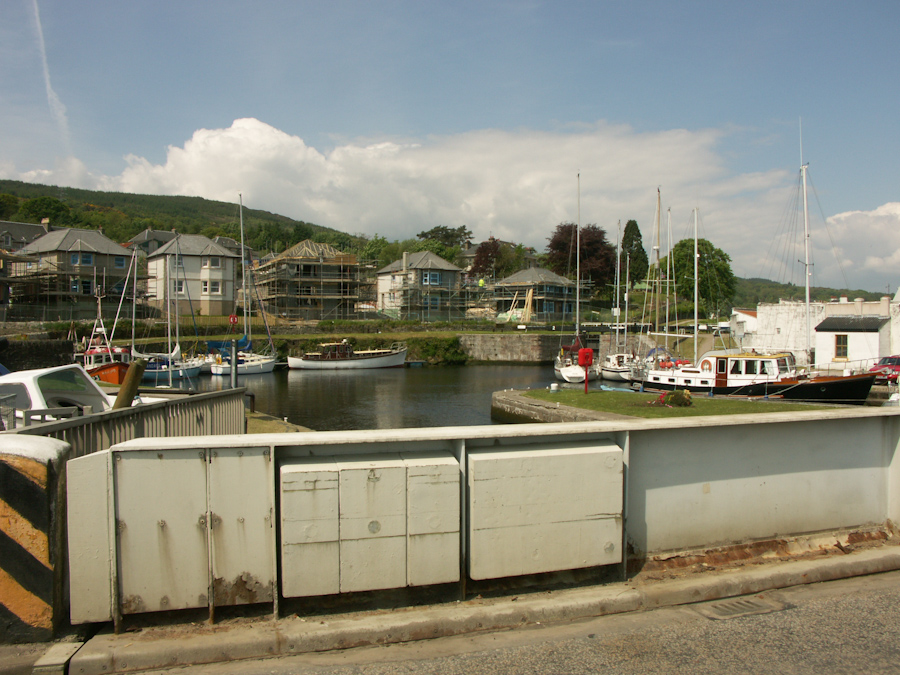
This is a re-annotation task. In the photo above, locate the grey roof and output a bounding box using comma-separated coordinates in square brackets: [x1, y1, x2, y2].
[377, 251, 461, 275]
[129, 229, 178, 245]
[21, 228, 131, 256]
[150, 234, 237, 259]
[815, 316, 889, 333]
[495, 267, 573, 286]
[0, 221, 50, 248]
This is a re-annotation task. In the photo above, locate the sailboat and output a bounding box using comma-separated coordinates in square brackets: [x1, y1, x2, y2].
[209, 195, 277, 376]
[79, 275, 133, 385]
[635, 166, 875, 404]
[601, 220, 638, 381]
[130, 242, 204, 385]
[554, 175, 599, 383]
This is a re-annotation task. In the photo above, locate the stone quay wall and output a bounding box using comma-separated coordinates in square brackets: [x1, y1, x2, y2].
[458, 334, 560, 364]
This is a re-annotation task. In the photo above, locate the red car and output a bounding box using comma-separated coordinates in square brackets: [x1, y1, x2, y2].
[869, 356, 900, 383]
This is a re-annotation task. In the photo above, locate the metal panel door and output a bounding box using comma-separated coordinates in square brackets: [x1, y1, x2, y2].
[337, 455, 407, 593]
[208, 447, 275, 606]
[115, 449, 209, 614]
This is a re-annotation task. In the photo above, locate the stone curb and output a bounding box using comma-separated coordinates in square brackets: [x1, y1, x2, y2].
[57, 546, 900, 675]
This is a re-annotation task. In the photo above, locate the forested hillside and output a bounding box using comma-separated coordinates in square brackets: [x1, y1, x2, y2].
[0, 180, 884, 304]
[732, 277, 884, 307]
[0, 179, 364, 255]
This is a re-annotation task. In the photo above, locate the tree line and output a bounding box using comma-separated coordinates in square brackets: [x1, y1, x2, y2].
[8, 179, 877, 316]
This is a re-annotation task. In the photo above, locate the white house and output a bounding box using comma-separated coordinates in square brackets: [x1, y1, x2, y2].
[147, 234, 239, 317]
[376, 251, 462, 320]
[735, 296, 897, 370]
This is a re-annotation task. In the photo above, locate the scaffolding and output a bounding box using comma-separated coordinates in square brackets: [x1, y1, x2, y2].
[254, 240, 364, 320]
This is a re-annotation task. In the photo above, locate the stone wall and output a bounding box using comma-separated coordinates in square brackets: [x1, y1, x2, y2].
[0, 339, 74, 371]
[458, 334, 560, 364]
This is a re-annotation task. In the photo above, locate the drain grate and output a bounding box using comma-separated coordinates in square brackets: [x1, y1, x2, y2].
[694, 596, 788, 621]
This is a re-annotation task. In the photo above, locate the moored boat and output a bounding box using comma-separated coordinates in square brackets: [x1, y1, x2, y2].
[287, 340, 407, 370]
[635, 350, 876, 404]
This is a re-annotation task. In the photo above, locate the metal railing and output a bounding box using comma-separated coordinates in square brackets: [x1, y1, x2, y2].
[2, 388, 247, 458]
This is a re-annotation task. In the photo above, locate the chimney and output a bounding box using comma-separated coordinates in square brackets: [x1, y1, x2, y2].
[855, 298, 864, 314]
[839, 296, 848, 303]
[41, 218, 50, 232]
[881, 296, 891, 316]
[402, 251, 409, 273]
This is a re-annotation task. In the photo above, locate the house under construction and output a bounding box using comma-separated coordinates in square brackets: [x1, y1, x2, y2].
[254, 240, 363, 320]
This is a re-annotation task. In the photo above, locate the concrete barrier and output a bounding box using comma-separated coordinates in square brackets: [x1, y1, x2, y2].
[0, 436, 71, 643]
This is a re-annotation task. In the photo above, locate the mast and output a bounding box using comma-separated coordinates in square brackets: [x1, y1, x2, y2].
[239, 193, 250, 343]
[653, 188, 661, 333]
[693, 208, 699, 364]
[801, 162, 812, 364]
[614, 220, 621, 349]
[575, 174, 580, 337]
[664, 207, 672, 354]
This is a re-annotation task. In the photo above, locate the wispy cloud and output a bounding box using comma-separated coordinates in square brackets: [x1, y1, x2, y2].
[30, 0, 70, 156]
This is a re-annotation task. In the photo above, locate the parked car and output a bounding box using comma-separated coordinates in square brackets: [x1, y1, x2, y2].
[869, 356, 900, 383]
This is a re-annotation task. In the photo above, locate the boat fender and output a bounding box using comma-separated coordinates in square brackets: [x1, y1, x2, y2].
[700, 359, 713, 372]
[216, 355, 222, 365]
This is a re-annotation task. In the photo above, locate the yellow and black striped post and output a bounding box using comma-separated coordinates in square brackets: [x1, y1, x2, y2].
[0, 438, 70, 643]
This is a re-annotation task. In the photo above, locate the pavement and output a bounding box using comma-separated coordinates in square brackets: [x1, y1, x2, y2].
[3, 541, 900, 675]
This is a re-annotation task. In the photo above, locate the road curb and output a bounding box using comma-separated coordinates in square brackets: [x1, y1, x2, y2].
[65, 546, 900, 675]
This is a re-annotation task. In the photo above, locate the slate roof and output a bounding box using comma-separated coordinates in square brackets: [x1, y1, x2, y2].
[495, 267, 573, 286]
[128, 229, 178, 246]
[815, 316, 889, 333]
[21, 228, 131, 255]
[377, 251, 461, 274]
[150, 234, 237, 259]
[0, 221, 50, 249]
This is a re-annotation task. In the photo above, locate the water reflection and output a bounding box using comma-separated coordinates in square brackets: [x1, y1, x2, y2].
[192, 365, 560, 431]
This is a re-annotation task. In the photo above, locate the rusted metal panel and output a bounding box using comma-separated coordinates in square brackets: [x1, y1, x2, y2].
[208, 447, 274, 606]
[115, 449, 209, 613]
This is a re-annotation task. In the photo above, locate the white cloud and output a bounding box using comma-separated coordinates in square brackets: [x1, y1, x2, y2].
[4, 117, 897, 292]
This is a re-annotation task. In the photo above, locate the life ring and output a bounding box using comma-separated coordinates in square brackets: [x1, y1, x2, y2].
[700, 359, 713, 372]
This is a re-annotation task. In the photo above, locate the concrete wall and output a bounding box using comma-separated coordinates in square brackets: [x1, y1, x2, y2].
[58, 406, 900, 629]
[458, 334, 560, 363]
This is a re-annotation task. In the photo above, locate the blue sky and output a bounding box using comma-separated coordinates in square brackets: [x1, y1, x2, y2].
[2, 1, 898, 292]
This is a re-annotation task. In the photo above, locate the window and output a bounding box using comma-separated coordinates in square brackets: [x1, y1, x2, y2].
[745, 360, 757, 375]
[730, 360, 741, 374]
[422, 271, 442, 286]
[428, 295, 440, 309]
[204, 256, 221, 268]
[114, 256, 126, 269]
[2, 235, 11, 247]
[835, 334, 848, 359]
[81, 253, 93, 266]
[210, 280, 220, 294]
[175, 280, 185, 294]
[201, 281, 209, 294]
[173, 254, 184, 268]
[70, 279, 79, 293]
[81, 280, 92, 295]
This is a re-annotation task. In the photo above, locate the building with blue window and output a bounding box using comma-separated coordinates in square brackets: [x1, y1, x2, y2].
[7, 228, 136, 319]
[376, 251, 463, 320]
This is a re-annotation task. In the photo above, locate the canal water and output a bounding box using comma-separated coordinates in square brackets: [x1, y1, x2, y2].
[192, 365, 560, 431]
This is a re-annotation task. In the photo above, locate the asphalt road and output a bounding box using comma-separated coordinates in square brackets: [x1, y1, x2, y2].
[138, 569, 900, 675]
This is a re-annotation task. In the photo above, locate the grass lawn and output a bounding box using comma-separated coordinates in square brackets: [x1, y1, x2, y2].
[524, 389, 834, 419]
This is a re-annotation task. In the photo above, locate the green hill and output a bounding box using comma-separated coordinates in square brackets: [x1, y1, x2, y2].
[0, 179, 364, 255]
[732, 277, 885, 307]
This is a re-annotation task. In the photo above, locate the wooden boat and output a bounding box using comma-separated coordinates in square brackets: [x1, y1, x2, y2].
[88, 360, 131, 385]
[288, 340, 407, 370]
[636, 350, 876, 404]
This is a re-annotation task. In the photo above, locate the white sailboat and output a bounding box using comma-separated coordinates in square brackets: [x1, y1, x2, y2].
[601, 220, 636, 382]
[554, 174, 599, 383]
[210, 195, 276, 376]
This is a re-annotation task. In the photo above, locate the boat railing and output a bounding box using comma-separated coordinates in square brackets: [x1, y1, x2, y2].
[391, 341, 408, 352]
[2, 387, 247, 458]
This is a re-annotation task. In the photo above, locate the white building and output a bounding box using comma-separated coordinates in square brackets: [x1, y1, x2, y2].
[733, 296, 896, 370]
[147, 235, 239, 317]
